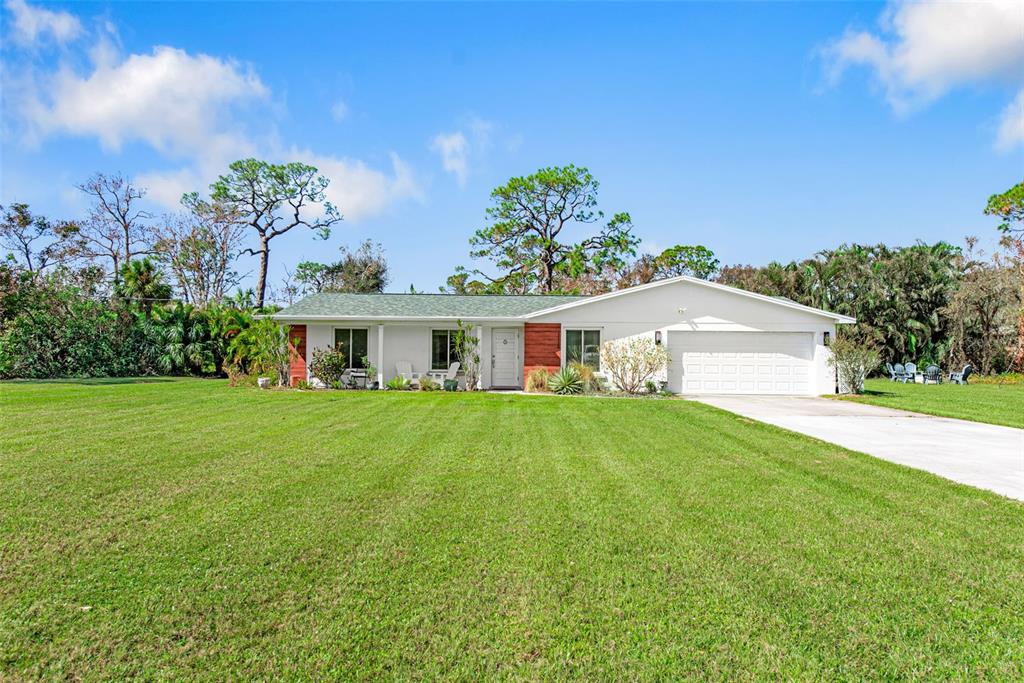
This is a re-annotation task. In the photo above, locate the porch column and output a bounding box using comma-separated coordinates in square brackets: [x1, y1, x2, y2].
[376, 323, 385, 387]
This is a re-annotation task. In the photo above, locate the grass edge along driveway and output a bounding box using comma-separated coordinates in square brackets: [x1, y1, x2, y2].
[2, 378, 1022, 680]
[839, 378, 1024, 429]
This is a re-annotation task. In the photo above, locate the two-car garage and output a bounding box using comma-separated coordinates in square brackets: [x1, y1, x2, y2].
[667, 331, 816, 395]
[523, 274, 853, 396]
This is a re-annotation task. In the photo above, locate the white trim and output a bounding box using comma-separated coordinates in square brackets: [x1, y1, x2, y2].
[330, 325, 370, 370]
[376, 324, 384, 387]
[522, 275, 857, 323]
[429, 327, 460, 372]
[563, 327, 603, 371]
[272, 314, 529, 323]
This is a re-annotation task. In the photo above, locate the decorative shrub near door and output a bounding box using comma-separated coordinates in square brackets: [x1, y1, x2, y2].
[308, 344, 348, 387]
[599, 337, 670, 394]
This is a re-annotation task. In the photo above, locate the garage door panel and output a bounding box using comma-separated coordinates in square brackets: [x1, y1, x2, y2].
[668, 332, 815, 395]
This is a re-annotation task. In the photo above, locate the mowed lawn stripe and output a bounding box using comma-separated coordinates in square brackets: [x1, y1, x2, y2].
[841, 379, 1024, 429]
[1, 379, 1022, 679]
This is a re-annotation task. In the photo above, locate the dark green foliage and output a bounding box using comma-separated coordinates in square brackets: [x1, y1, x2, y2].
[717, 242, 967, 366]
[116, 258, 172, 314]
[226, 317, 291, 385]
[150, 302, 214, 375]
[210, 158, 342, 307]
[0, 263, 262, 380]
[985, 181, 1024, 234]
[452, 165, 639, 294]
[652, 244, 720, 279]
[309, 344, 348, 386]
[294, 240, 389, 294]
[0, 266, 161, 378]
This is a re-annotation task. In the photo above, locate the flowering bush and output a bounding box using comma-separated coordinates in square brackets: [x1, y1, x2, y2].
[599, 337, 669, 394]
[828, 336, 879, 394]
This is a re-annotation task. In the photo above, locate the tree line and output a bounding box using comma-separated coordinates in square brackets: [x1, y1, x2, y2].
[1, 157, 1021, 378]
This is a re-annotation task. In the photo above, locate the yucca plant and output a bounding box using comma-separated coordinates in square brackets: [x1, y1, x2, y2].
[548, 366, 583, 395]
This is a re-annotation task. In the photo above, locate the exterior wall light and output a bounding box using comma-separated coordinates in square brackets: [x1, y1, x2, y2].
[655, 330, 662, 345]
[823, 331, 831, 347]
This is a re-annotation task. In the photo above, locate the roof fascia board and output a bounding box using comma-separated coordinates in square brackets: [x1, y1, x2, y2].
[523, 275, 856, 323]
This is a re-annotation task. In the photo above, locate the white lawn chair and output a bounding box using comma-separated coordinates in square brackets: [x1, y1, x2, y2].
[427, 362, 461, 389]
[395, 361, 422, 387]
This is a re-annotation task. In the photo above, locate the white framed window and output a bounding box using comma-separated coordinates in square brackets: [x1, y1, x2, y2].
[431, 329, 458, 371]
[565, 329, 601, 370]
[333, 328, 369, 369]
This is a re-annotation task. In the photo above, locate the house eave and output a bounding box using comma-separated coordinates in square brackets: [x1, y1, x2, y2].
[268, 314, 528, 323]
[522, 275, 857, 324]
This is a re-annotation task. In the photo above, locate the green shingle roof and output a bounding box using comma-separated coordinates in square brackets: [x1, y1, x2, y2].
[274, 293, 588, 319]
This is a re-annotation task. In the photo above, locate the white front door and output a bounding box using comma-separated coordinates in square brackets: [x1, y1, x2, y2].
[491, 328, 520, 387]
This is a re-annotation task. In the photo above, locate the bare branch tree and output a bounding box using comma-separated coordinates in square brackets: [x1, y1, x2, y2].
[76, 173, 155, 277]
[153, 194, 246, 305]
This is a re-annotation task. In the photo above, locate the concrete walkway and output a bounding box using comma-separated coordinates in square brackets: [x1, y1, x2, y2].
[691, 395, 1024, 502]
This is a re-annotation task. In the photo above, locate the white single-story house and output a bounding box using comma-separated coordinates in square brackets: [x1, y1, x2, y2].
[272, 275, 855, 395]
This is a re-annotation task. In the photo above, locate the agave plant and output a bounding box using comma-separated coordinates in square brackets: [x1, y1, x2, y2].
[548, 366, 583, 395]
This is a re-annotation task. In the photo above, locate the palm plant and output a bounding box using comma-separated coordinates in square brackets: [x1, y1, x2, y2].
[205, 303, 253, 375]
[117, 258, 172, 315]
[227, 318, 291, 385]
[153, 302, 213, 374]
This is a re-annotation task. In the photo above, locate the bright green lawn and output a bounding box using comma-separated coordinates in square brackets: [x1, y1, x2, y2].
[2, 379, 1022, 680]
[841, 378, 1024, 429]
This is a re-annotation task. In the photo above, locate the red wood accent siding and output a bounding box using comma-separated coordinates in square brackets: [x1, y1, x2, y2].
[523, 322, 561, 386]
[288, 324, 307, 386]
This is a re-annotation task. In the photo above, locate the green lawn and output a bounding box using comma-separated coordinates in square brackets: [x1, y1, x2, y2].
[2, 379, 1022, 679]
[841, 378, 1024, 429]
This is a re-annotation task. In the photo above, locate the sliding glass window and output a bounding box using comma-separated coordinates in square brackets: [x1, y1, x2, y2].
[566, 329, 601, 370]
[334, 328, 369, 369]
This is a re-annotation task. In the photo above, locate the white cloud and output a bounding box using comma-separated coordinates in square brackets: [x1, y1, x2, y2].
[330, 99, 349, 122]
[136, 146, 422, 219]
[430, 131, 470, 187]
[996, 89, 1024, 152]
[8, 5, 423, 222]
[27, 46, 268, 156]
[283, 149, 423, 222]
[824, 0, 1024, 112]
[429, 116, 514, 185]
[467, 115, 493, 149]
[823, 0, 1024, 150]
[133, 167, 201, 210]
[4, 0, 82, 45]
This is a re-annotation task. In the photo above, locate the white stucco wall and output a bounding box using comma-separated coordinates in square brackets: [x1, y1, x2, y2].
[530, 279, 839, 395]
[289, 279, 842, 394]
[302, 322, 486, 388]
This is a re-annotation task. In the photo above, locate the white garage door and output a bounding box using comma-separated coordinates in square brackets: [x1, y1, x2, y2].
[668, 332, 814, 395]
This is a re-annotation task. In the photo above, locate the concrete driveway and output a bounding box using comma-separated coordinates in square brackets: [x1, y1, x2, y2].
[691, 395, 1024, 502]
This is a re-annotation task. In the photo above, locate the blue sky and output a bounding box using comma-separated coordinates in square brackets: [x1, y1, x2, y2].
[2, 0, 1022, 297]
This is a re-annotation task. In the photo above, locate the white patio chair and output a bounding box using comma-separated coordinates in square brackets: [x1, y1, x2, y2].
[427, 361, 460, 385]
[395, 361, 422, 386]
